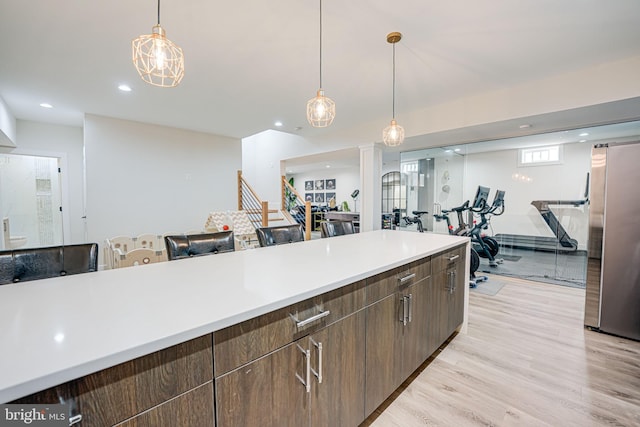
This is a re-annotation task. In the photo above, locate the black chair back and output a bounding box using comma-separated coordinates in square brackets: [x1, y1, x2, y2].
[164, 231, 235, 261]
[256, 224, 304, 247]
[0, 243, 99, 285]
[320, 220, 355, 238]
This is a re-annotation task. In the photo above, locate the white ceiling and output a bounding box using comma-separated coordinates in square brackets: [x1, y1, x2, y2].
[2, 1, 640, 148]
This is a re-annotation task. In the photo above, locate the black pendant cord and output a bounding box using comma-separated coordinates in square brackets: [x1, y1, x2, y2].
[319, 0, 323, 90]
[157, 0, 161, 25]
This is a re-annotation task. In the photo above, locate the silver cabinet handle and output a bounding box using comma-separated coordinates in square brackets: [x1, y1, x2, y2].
[399, 273, 416, 284]
[448, 254, 460, 262]
[451, 271, 456, 293]
[69, 414, 82, 426]
[447, 271, 456, 294]
[295, 344, 311, 393]
[401, 295, 408, 326]
[407, 293, 412, 323]
[311, 339, 323, 384]
[291, 307, 331, 328]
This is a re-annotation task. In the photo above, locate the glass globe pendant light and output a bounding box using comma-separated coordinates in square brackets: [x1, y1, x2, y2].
[383, 32, 405, 147]
[307, 0, 335, 127]
[132, 0, 185, 88]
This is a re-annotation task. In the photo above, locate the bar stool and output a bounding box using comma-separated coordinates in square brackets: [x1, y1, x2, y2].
[256, 224, 304, 247]
[164, 231, 235, 261]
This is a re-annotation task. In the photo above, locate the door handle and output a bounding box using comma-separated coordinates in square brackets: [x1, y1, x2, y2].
[401, 295, 409, 326]
[399, 273, 416, 284]
[407, 293, 412, 323]
[451, 271, 456, 293]
[68, 414, 82, 426]
[311, 338, 323, 384]
[291, 307, 331, 328]
[295, 344, 311, 393]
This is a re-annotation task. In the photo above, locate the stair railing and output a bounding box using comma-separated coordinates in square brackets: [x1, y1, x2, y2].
[282, 176, 311, 241]
[237, 171, 270, 227]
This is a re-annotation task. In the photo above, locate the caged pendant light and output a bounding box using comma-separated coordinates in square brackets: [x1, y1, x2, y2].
[307, 0, 335, 127]
[382, 32, 405, 147]
[132, 0, 184, 88]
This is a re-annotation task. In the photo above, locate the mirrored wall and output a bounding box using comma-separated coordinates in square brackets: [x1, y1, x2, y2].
[399, 120, 640, 288]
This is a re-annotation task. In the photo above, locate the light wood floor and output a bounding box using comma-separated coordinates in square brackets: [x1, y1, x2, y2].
[362, 274, 640, 426]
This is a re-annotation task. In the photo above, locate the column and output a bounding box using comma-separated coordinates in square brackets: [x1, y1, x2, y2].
[359, 143, 382, 232]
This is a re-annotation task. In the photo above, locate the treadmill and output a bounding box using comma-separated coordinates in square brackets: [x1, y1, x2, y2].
[495, 174, 589, 252]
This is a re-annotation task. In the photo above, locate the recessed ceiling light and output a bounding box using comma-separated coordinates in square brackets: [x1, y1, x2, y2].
[325, 165, 331, 168]
[444, 149, 452, 153]
[274, 121, 283, 127]
[579, 139, 587, 143]
[579, 132, 589, 137]
[118, 84, 132, 92]
[454, 148, 461, 152]
[39, 103, 53, 108]
[519, 124, 531, 129]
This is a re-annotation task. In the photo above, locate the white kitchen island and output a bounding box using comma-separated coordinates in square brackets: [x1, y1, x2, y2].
[1, 230, 469, 425]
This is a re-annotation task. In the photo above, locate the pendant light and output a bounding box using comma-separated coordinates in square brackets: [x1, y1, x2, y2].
[382, 32, 405, 147]
[307, 0, 335, 127]
[132, 0, 185, 88]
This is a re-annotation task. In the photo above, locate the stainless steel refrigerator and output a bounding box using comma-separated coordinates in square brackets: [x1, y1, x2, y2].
[584, 141, 640, 341]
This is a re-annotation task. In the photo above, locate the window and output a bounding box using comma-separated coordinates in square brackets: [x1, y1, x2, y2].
[518, 145, 563, 166]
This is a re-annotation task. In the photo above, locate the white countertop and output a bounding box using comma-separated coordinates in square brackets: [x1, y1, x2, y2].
[0, 230, 468, 403]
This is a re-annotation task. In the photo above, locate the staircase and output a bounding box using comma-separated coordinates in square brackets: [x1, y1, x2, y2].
[237, 171, 312, 240]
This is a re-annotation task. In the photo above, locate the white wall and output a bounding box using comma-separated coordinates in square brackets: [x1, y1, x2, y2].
[242, 130, 324, 208]
[84, 115, 241, 256]
[289, 168, 360, 212]
[6, 120, 85, 244]
[0, 96, 17, 147]
[431, 155, 466, 234]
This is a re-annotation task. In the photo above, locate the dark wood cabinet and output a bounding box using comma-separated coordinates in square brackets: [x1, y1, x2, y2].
[400, 276, 432, 379]
[364, 292, 403, 417]
[12, 335, 214, 426]
[432, 245, 466, 348]
[215, 341, 309, 427]
[310, 310, 366, 427]
[115, 383, 214, 427]
[214, 282, 367, 427]
[364, 256, 432, 417]
[216, 310, 366, 427]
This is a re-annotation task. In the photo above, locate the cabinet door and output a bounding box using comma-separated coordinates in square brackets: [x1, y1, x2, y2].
[433, 268, 453, 349]
[447, 261, 465, 334]
[400, 277, 431, 378]
[310, 310, 366, 427]
[115, 383, 214, 427]
[215, 342, 309, 427]
[12, 335, 213, 426]
[364, 293, 403, 417]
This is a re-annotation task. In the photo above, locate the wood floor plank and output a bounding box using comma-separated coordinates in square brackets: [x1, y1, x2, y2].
[361, 274, 640, 427]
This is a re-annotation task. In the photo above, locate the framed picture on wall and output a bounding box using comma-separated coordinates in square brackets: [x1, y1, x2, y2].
[326, 192, 336, 203]
[325, 179, 336, 190]
[315, 193, 325, 203]
[315, 179, 324, 190]
[305, 193, 313, 202]
[305, 181, 314, 191]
